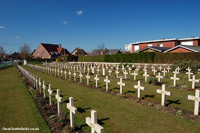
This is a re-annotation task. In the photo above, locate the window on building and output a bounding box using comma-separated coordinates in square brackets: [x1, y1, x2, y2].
[134, 45, 139, 52]
[158, 43, 163, 47]
[37, 52, 39, 55]
[148, 44, 152, 47]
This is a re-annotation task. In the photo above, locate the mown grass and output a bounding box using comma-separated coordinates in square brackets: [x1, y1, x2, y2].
[24, 66, 200, 133]
[0, 66, 50, 133]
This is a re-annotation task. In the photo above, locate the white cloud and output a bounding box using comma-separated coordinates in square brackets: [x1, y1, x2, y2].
[63, 21, 68, 24]
[16, 36, 20, 39]
[76, 10, 83, 15]
[0, 26, 5, 29]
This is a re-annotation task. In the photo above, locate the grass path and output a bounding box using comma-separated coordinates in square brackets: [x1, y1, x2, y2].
[0, 67, 50, 132]
[24, 66, 200, 133]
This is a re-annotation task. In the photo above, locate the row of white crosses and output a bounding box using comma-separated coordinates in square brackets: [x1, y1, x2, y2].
[28, 64, 200, 116]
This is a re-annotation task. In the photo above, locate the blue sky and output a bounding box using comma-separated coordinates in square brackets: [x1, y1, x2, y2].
[0, 0, 200, 53]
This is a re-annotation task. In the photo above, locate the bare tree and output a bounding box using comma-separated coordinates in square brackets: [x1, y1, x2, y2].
[97, 43, 105, 55]
[19, 43, 31, 55]
[0, 46, 5, 57]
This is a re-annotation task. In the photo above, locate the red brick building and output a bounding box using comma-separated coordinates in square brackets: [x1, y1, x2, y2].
[32, 43, 70, 59]
[125, 37, 200, 53]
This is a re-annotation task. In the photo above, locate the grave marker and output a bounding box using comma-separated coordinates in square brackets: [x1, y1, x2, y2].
[189, 75, 199, 89]
[188, 89, 200, 115]
[86, 110, 104, 133]
[48, 84, 53, 106]
[104, 76, 110, 92]
[94, 74, 99, 88]
[117, 78, 125, 94]
[134, 81, 145, 98]
[67, 97, 77, 128]
[55, 89, 62, 117]
[157, 84, 171, 106]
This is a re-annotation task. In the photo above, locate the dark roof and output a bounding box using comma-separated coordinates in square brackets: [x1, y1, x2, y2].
[41, 43, 59, 52]
[137, 47, 171, 53]
[91, 49, 121, 55]
[104, 49, 121, 55]
[164, 45, 200, 53]
[72, 48, 87, 55]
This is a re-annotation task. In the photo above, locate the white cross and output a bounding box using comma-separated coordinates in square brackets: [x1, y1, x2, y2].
[159, 66, 162, 71]
[162, 68, 167, 77]
[134, 81, 145, 98]
[123, 70, 128, 79]
[91, 67, 95, 74]
[186, 67, 191, 72]
[48, 84, 53, 106]
[94, 74, 99, 88]
[86, 73, 90, 85]
[115, 70, 119, 78]
[73, 72, 77, 82]
[64, 70, 67, 79]
[157, 84, 171, 106]
[156, 72, 163, 82]
[143, 68, 147, 73]
[170, 74, 179, 87]
[167, 66, 171, 72]
[186, 69, 193, 79]
[144, 65, 147, 70]
[55, 89, 62, 117]
[39, 78, 42, 94]
[152, 68, 157, 75]
[108, 69, 112, 76]
[176, 66, 181, 73]
[97, 68, 100, 75]
[102, 68, 105, 76]
[151, 66, 154, 70]
[61, 69, 63, 77]
[83, 67, 86, 73]
[188, 89, 200, 115]
[68, 71, 71, 80]
[87, 67, 90, 73]
[35, 77, 38, 90]
[79, 73, 83, 83]
[143, 71, 149, 82]
[42, 81, 46, 98]
[130, 71, 137, 80]
[189, 75, 199, 89]
[104, 76, 110, 92]
[117, 78, 125, 94]
[67, 97, 77, 128]
[86, 110, 104, 133]
[173, 70, 179, 75]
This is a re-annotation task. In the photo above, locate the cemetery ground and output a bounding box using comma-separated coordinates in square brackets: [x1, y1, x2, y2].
[23, 65, 200, 133]
[0, 66, 50, 132]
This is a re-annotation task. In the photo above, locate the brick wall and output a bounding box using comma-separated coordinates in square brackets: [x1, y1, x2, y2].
[169, 48, 192, 53]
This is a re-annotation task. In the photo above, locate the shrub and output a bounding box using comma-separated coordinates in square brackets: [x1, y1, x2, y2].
[172, 60, 200, 72]
[147, 77, 158, 85]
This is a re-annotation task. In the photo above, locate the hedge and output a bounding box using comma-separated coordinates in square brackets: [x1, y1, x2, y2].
[154, 52, 200, 63]
[78, 52, 200, 64]
[79, 53, 155, 63]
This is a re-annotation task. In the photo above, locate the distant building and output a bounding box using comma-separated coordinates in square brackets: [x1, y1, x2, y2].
[125, 37, 200, 53]
[71, 48, 87, 56]
[32, 43, 70, 59]
[91, 49, 122, 56]
[164, 45, 200, 53]
[137, 47, 171, 53]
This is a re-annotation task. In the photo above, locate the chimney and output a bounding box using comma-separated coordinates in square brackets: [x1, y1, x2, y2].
[162, 38, 165, 40]
[100, 50, 104, 55]
[58, 44, 61, 48]
[190, 36, 195, 38]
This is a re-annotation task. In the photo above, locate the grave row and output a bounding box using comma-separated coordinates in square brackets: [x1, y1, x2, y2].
[17, 65, 104, 133]
[27, 64, 200, 116]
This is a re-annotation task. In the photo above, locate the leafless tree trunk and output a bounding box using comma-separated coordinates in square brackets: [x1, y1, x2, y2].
[19, 43, 31, 55]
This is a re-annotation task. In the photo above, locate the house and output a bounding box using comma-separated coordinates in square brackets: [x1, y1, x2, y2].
[125, 37, 200, 53]
[32, 43, 70, 59]
[91, 49, 122, 56]
[71, 48, 87, 56]
[164, 45, 200, 53]
[137, 47, 171, 53]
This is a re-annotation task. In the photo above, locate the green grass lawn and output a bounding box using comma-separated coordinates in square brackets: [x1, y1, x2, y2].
[24, 66, 200, 133]
[0, 66, 50, 133]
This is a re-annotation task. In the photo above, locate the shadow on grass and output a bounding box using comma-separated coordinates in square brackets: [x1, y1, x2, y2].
[166, 100, 181, 106]
[113, 87, 120, 90]
[142, 94, 155, 100]
[74, 124, 87, 131]
[98, 118, 110, 125]
[77, 107, 91, 113]
[125, 90, 136, 94]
